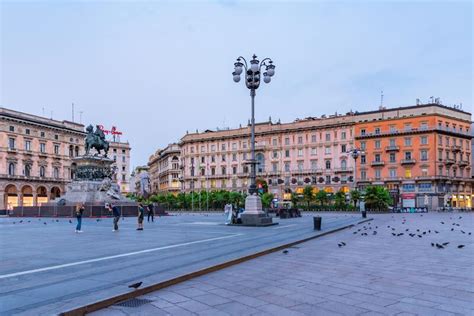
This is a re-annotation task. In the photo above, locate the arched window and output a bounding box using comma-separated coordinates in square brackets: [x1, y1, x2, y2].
[40, 166, 45, 177]
[53, 167, 59, 179]
[341, 160, 347, 170]
[69, 145, 74, 157]
[325, 160, 331, 169]
[256, 153, 265, 173]
[24, 164, 31, 177]
[75, 146, 79, 157]
[8, 163, 15, 176]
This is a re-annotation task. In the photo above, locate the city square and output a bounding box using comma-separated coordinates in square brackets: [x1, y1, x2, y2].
[1, 1, 473, 315]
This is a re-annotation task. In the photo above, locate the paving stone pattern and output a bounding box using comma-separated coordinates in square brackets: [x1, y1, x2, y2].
[93, 213, 474, 316]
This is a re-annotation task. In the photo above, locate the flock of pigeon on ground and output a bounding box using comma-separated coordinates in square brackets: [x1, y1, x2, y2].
[337, 214, 470, 250]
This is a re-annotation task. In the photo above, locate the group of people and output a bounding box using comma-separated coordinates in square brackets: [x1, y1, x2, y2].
[74, 202, 155, 233]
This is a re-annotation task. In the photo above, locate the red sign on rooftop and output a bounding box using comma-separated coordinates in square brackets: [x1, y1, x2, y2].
[98, 125, 123, 136]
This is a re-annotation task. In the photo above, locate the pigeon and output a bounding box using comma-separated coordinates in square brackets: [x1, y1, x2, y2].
[353, 232, 358, 234]
[422, 232, 426, 235]
[341, 242, 346, 246]
[456, 224, 460, 227]
[282, 250, 289, 254]
[431, 243, 435, 247]
[27, 220, 31, 223]
[428, 230, 431, 233]
[392, 228, 396, 231]
[451, 228, 454, 231]
[69, 220, 72, 224]
[417, 229, 420, 232]
[44, 222, 47, 225]
[435, 231, 439, 234]
[461, 230, 465, 234]
[436, 243, 444, 249]
[441, 222, 445, 224]
[373, 231, 377, 235]
[392, 233, 396, 236]
[406, 229, 409, 232]
[457, 245, 465, 249]
[338, 243, 343, 247]
[469, 233, 471, 235]
[56, 220, 59, 222]
[459, 216, 462, 219]
[397, 233, 404, 236]
[417, 235, 422, 238]
[442, 242, 449, 246]
[19, 220, 23, 223]
[128, 282, 143, 289]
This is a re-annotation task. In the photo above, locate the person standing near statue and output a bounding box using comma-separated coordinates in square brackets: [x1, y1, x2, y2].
[75, 203, 85, 233]
[108, 203, 121, 231]
[147, 203, 154, 222]
[137, 203, 145, 230]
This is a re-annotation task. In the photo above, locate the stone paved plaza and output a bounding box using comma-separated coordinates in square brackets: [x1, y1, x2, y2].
[0, 212, 362, 315]
[93, 212, 474, 316]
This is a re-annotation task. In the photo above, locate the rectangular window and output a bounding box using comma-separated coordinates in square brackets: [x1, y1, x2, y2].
[222, 154, 226, 162]
[361, 155, 366, 164]
[341, 131, 346, 140]
[404, 138, 412, 146]
[285, 150, 290, 158]
[375, 140, 381, 149]
[361, 170, 367, 180]
[232, 143, 237, 150]
[284, 162, 290, 172]
[54, 145, 60, 154]
[40, 131, 45, 137]
[122, 156, 125, 163]
[211, 145, 216, 152]
[402, 183, 415, 191]
[25, 128, 30, 135]
[324, 147, 331, 155]
[211, 155, 215, 163]
[9, 126, 15, 132]
[298, 136, 303, 144]
[232, 166, 237, 174]
[420, 122, 428, 130]
[272, 151, 278, 159]
[221, 144, 226, 151]
[311, 160, 317, 170]
[375, 169, 381, 179]
[298, 149, 303, 157]
[361, 129, 366, 136]
[25, 140, 31, 151]
[389, 169, 396, 178]
[311, 135, 317, 142]
[405, 169, 412, 178]
[54, 134, 59, 140]
[243, 153, 247, 160]
[374, 127, 380, 135]
[311, 147, 317, 156]
[9, 138, 15, 149]
[404, 123, 412, 131]
[285, 138, 290, 145]
[232, 153, 237, 161]
[420, 150, 428, 161]
[221, 166, 226, 175]
[405, 152, 412, 160]
[325, 133, 330, 141]
[389, 139, 395, 146]
[389, 153, 396, 163]
[272, 139, 277, 146]
[297, 162, 303, 171]
[420, 136, 428, 145]
[389, 125, 397, 133]
[341, 144, 346, 153]
[419, 183, 432, 191]
[40, 143, 46, 153]
[374, 154, 381, 162]
[360, 141, 366, 150]
[272, 163, 278, 172]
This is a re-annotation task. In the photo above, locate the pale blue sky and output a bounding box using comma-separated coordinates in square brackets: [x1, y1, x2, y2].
[1, 0, 472, 167]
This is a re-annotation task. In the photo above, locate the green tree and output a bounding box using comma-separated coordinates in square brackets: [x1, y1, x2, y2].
[350, 189, 361, 208]
[260, 192, 274, 209]
[302, 186, 314, 210]
[364, 186, 392, 211]
[291, 193, 300, 208]
[315, 190, 329, 206]
[334, 190, 346, 209]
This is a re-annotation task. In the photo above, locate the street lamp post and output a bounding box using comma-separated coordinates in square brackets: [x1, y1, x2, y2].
[348, 148, 364, 213]
[232, 54, 275, 226]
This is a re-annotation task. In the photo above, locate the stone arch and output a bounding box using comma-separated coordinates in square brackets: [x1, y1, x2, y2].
[21, 185, 34, 206]
[50, 187, 61, 200]
[37, 186, 48, 205]
[5, 184, 18, 210]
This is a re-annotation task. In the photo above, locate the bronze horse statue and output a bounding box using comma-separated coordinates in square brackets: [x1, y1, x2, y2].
[85, 125, 109, 156]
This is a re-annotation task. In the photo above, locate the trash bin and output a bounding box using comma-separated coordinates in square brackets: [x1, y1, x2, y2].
[362, 210, 367, 218]
[313, 216, 322, 230]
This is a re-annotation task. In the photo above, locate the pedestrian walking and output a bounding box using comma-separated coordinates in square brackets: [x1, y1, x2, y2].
[108, 203, 120, 231]
[137, 203, 145, 230]
[75, 203, 84, 233]
[147, 203, 154, 222]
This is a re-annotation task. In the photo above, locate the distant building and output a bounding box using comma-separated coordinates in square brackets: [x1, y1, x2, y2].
[0, 107, 85, 210]
[131, 165, 150, 197]
[148, 143, 181, 194]
[109, 141, 131, 193]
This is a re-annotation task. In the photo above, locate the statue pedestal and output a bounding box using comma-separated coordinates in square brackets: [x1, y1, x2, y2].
[240, 194, 274, 226]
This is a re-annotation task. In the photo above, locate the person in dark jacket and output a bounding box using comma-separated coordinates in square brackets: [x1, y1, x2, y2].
[75, 203, 85, 233]
[147, 203, 154, 222]
[108, 203, 120, 231]
[137, 203, 145, 230]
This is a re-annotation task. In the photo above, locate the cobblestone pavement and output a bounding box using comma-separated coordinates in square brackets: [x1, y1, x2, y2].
[92, 212, 474, 316]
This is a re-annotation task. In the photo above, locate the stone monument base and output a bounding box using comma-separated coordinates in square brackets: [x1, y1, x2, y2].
[240, 194, 275, 226]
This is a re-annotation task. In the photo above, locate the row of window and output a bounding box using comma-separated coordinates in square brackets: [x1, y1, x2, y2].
[189, 131, 350, 153]
[7, 163, 61, 178]
[360, 165, 468, 180]
[360, 136, 429, 150]
[8, 125, 83, 143]
[8, 138, 81, 156]
[361, 151, 428, 164]
[359, 121, 470, 136]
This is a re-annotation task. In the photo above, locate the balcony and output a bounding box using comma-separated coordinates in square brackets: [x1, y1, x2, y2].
[401, 159, 416, 165]
[458, 160, 469, 167]
[445, 158, 455, 165]
[7, 147, 17, 153]
[451, 145, 461, 152]
[385, 146, 400, 152]
[371, 161, 385, 167]
[334, 167, 354, 174]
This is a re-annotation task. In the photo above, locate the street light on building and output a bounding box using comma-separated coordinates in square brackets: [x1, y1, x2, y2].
[232, 54, 275, 226]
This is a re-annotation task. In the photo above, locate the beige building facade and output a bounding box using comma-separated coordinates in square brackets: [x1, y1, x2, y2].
[110, 141, 132, 193]
[148, 143, 181, 194]
[0, 107, 85, 210]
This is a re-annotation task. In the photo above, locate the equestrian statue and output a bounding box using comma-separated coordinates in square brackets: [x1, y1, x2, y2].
[85, 125, 110, 157]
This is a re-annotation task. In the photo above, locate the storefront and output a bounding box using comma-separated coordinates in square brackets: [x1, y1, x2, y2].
[401, 193, 416, 208]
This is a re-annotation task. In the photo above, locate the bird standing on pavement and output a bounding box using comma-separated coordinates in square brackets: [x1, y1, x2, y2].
[128, 282, 143, 289]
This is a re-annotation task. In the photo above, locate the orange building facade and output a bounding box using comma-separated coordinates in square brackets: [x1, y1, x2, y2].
[355, 104, 472, 210]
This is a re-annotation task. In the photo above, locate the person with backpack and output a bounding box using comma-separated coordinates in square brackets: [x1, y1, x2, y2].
[75, 203, 85, 233]
[137, 203, 145, 230]
[108, 203, 121, 232]
[147, 203, 154, 222]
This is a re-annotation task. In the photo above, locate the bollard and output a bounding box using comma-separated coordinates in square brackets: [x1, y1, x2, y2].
[362, 210, 367, 218]
[313, 216, 322, 230]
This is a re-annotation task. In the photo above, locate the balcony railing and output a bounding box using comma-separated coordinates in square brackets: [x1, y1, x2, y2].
[458, 160, 469, 167]
[451, 145, 461, 152]
[445, 158, 455, 165]
[401, 159, 416, 165]
[385, 146, 400, 152]
[371, 161, 385, 166]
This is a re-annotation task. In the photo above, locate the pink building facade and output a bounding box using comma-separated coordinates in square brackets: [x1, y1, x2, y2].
[180, 114, 356, 200]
